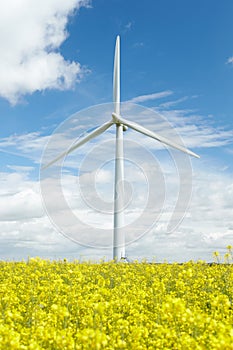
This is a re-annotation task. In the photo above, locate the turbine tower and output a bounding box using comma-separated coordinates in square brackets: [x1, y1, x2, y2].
[43, 36, 199, 261]
[113, 36, 125, 261]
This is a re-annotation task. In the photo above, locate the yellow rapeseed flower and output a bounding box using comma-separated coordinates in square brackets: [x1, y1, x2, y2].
[0, 257, 232, 349]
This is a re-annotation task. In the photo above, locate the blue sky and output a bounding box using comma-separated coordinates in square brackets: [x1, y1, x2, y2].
[0, 0, 233, 262]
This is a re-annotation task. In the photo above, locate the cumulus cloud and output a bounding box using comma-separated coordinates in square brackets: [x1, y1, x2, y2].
[126, 164, 233, 262]
[0, 158, 233, 262]
[0, 0, 90, 104]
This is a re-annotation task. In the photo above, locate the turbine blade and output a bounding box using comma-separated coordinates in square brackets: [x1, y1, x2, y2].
[113, 35, 120, 115]
[112, 113, 200, 158]
[42, 120, 114, 170]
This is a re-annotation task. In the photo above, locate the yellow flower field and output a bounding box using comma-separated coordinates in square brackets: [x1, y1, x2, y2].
[0, 257, 233, 349]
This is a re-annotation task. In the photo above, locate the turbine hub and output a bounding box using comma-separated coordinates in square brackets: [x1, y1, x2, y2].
[112, 112, 121, 124]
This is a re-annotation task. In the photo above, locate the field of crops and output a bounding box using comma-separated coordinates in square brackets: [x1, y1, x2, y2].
[0, 255, 233, 349]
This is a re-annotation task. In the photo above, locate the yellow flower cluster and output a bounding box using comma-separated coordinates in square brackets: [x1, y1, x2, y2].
[0, 257, 232, 349]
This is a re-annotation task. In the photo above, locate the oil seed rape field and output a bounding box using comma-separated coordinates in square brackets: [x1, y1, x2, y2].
[0, 258, 233, 349]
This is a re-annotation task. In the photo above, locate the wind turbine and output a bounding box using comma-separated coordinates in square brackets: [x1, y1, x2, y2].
[43, 35, 199, 261]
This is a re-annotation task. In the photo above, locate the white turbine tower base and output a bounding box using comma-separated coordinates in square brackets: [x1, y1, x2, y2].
[43, 35, 200, 261]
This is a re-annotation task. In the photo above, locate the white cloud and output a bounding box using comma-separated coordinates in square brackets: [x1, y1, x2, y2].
[127, 165, 233, 262]
[1, 157, 233, 262]
[159, 97, 188, 109]
[0, 0, 91, 104]
[0, 131, 49, 163]
[159, 109, 233, 149]
[132, 42, 144, 49]
[0, 188, 43, 221]
[124, 22, 133, 31]
[226, 56, 233, 64]
[126, 91, 173, 103]
[121, 21, 133, 34]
